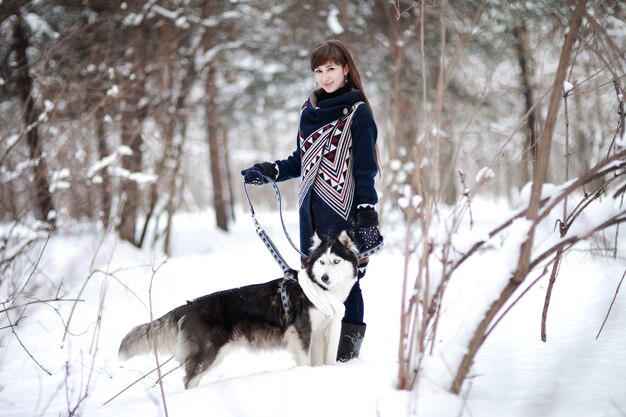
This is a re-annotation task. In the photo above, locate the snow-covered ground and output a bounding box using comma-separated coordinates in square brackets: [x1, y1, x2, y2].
[1, 200, 625, 417]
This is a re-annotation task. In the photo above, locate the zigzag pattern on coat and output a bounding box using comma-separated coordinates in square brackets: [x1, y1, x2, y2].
[298, 103, 363, 219]
[298, 120, 338, 209]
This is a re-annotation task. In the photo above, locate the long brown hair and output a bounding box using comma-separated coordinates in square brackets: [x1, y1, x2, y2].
[309, 39, 381, 176]
[309, 39, 371, 107]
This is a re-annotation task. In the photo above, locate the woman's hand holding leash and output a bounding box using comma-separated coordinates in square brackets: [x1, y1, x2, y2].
[241, 162, 278, 185]
[242, 166, 384, 263]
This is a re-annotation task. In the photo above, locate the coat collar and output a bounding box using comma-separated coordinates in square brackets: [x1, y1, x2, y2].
[303, 89, 365, 125]
[308, 88, 364, 109]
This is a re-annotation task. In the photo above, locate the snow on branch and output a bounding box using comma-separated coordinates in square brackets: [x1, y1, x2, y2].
[194, 40, 244, 72]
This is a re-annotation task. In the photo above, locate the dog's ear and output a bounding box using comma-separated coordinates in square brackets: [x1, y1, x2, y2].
[338, 230, 358, 255]
[311, 230, 327, 250]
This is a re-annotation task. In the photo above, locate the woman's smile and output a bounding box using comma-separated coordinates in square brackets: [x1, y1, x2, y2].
[314, 61, 348, 93]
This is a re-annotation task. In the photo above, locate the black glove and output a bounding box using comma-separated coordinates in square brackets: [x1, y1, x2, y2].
[241, 162, 278, 185]
[356, 207, 383, 252]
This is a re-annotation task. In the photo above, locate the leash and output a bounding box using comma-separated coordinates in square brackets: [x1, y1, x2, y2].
[243, 176, 384, 266]
[243, 177, 304, 277]
[243, 177, 299, 323]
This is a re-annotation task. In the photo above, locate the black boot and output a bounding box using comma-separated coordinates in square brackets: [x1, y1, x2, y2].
[337, 322, 366, 362]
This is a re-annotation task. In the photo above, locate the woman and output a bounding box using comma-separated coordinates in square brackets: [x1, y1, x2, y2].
[241, 39, 382, 361]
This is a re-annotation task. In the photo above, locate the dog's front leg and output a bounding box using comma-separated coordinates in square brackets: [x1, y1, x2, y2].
[309, 328, 325, 366]
[323, 317, 342, 365]
[309, 310, 328, 366]
[284, 326, 310, 366]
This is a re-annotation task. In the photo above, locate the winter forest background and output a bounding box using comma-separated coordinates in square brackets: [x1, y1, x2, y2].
[2, 0, 626, 416]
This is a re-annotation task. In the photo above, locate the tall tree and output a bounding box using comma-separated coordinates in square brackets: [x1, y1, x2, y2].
[197, 0, 236, 232]
[512, 20, 538, 186]
[95, 105, 112, 230]
[12, 14, 56, 228]
[205, 62, 229, 231]
[117, 3, 148, 245]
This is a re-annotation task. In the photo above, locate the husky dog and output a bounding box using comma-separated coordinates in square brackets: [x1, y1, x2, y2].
[118, 231, 358, 389]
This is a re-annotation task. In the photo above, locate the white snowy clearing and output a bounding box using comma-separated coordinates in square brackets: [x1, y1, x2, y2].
[1, 197, 625, 417]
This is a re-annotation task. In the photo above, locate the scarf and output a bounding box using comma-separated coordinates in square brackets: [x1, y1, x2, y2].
[297, 270, 346, 318]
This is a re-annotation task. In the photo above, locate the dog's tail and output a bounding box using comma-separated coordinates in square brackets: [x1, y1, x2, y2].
[118, 309, 181, 361]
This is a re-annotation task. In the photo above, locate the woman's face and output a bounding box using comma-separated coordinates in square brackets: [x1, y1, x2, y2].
[314, 61, 348, 93]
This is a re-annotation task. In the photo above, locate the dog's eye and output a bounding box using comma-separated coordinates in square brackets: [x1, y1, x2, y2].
[333, 259, 341, 265]
[319, 260, 325, 265]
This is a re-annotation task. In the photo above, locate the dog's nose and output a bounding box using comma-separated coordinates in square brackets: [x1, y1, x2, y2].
[321, 274, 329, 283]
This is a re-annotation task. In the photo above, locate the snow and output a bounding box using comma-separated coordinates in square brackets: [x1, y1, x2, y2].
[327, 7, 344, 35]
[1, 199, 625, 416]
[617, 132, 626, 149]
[49, 168, 71, 192]
[107, 85, 120, 97]
[563, 81, 574, 94]
[389, 159, 403, 171]
[398, 194, 422, 210]
[475, 166, 495, 184]
[468, 258, 626, 417]
[519, 181, 562, 205]
[24, 12, 59, 39]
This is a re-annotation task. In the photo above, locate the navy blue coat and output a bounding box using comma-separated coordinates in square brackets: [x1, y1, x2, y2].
[274, 89, 378, 257]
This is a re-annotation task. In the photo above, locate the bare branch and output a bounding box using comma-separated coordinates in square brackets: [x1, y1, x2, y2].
[2, 306, 51, 375]
[450, 0, 589, 394]
[596, 269, 626, 340]
[102, 356, 175, 406]
[0, 297, 84, 314]
[148, 257, 170, 417]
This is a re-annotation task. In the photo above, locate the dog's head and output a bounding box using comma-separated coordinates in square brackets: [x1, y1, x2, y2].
[306, 230, 359, 291]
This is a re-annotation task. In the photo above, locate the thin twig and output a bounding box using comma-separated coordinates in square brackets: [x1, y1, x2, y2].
[102, 356, 175, 406]
[151, 364, 182, 388]
[541, 248, 562, 342]
[541, 82, 573, 342]
[612, 80, 625, 258]
[149, 257, 170, 417]
[458, 170, 474, 229]
[3, 307, 51, 375]
[596, 269, 626, 340]
[16, 234, 50, 299]
[486, 263, 551, 339]
[62, 263, 151, 344]
[62, 271, 96, 345]
[529, 214, 626, 273]
[0, 297, 84, 314]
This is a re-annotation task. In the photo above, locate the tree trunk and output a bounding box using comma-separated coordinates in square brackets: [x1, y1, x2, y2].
[96, 106, 112, 230]
[338, 0, 349, 28]
[0, 160, 18, 221]
[163, 84, 192, 254]
[13, 16, 56, 228]
[386, 2, 405, 162]
[117, 9, 147, 245]
[512, 21, 538, 187]
[432, 0, 457, 205]
[223, 129, 236, 222]
[163, 141, 183, 256]
[162, 73, 195, 254]
[206, 63, 229, 231]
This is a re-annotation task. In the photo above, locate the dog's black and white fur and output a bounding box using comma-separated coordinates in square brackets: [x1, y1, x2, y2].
[118, 231, 358, 389]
